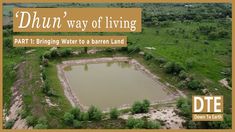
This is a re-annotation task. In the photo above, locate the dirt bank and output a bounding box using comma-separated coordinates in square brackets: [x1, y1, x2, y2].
[4, 62, 31, 129]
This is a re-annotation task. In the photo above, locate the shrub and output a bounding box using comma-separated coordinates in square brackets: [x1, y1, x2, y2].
[60, 48, 72, 57]
[26, 115, 37, 126]
[154, 57, 166, 64]
[42, 58, 49, 67]
[131, 100, 150, 114]
[218, 30, 228, 38]
[185, 58, 195, 69]
[180, 103, 191, 117]
[105, 48, 113, 53]
[174, 63, 184, 74]
[84, 47, 88, 53]
[87, 106, 103, 121]
[127, 45, 140, 53]
[37, 117, 47, 125]
[50, 49, 59, 58]
[144, 53, 153, 60]
[177, 81, 187, 89]
[4, 120, 15, 129]
[131, 101, 143, 114]
[126, 117, 145, 129]
[119, 47, 128, 52]
[178, 71, 188, 80]
[177, 98, 191, 117]
[204, 40, 209, 45]
[43, 51, 51, 59]
[42, 70, 47, 80]
[177, 98, 187, 108]
[187, 80, 203, 90]
[42, 81, 50, 94]
[70, 107, 81, 120]
[73, 120, 82, 128]
[208, 31, 218, 40]
[63, 112, 74, 125]
[110, 108, 119, 119]
[3, 37, 12, 48]
[3, 30, 10, 37]
[46, 89, 56, 96]
[186, 120, 197, 129]
[34, 123, 48, 129]
[79, 112, 89, 121]
[207, 114, 232, 129]
[146, 120, 161, 129]
[164, 62, 184, 75]
[142, 99, 150, 112]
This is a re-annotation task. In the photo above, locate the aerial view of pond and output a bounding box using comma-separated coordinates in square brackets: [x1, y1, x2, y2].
[63, 61, 173, 110]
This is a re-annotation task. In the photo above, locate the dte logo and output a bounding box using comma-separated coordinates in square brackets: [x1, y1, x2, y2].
[192, 96, 223, 113]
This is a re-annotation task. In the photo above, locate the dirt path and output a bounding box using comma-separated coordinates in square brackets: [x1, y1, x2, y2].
[5, 62, 31, 129]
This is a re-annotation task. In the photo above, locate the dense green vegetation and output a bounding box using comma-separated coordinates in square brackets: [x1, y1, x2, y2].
[3, 3, 231, 129]
[60, 100, 160, 129]
[131, 99, 150, 114]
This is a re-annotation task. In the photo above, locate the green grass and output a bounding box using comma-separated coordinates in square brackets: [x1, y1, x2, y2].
[126, 21, 231, 82]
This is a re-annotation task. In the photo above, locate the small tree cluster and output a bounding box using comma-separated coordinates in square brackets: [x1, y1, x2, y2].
[26, 115, 38, 127]
[144, 53, 153, 61]
[126, 117, 160, 129]
[176, 98, 191, 118]
[109, 108, 120, 119]
[4, 120, 15, 129]
[87, 106, 103, 121]
[34, 117, 48, 129]
[131, 99, 150, 114]
[63, 106, 103, 128]
[164, 61, 185, 75]
[43, 48, 72, 59]
[40, 69, 54, 96]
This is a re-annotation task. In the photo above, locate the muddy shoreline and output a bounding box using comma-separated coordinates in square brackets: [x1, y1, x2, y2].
[57, 57, 182, 111]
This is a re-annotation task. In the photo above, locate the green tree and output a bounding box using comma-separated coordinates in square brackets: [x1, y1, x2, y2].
[126, 117, 145, 129]
[87, 106, 102, 121]
[131, 100, 150, 114]
[110, 108, 119, 119]
[187, 80, 203, 90]
[177, 98, 191, 117]
[79, 112, 89, 121]
[164, 62, 184, 75]
[63, 112, 74, 125]
[142, 99, 150, 112]
[4, 120, 15, 129]
[131, 101, 143, 114]
[70, 107, 81, 120]
[73, 120, 82, 128]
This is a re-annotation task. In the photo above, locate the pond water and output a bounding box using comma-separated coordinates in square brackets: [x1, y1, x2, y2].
[64, 61, 171, 110]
